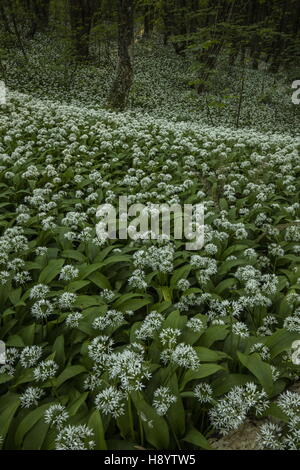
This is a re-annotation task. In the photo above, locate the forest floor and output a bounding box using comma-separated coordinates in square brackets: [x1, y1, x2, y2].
[0, 36, 299, 451]
[3, 34, 300, 135]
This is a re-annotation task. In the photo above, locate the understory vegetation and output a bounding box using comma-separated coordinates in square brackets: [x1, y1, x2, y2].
[0, 0, 300, 452]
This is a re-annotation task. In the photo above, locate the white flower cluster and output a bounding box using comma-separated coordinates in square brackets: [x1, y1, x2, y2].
[152, 386, 177, 416]
[258, 391, 300, 450]
[209, 382, 269, 435]
[55, 425, 95, 450]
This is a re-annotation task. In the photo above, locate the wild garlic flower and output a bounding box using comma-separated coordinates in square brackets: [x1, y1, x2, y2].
[258, 422, 285, 450]
[0, 347, 19, 375]
[92, 309, 124, 331]
[128, 269, 147, 289]
[159, 327, 181, 347]
[133, 244, 174, 273]
[44, 404, 69, 429]
[14, 271, 31, 285]
[20, 346, 43, 367]
[190, 256, 217, 283]
[95, 386, 126, 418]
[186, 317, 204, 332]
[209, 383, 269, 435]
[177, 279, 190, 291]
[55, 425, 95, 450]
[58, 292, 77, 310]
[59, 265, 79, 281]
[169, 343, 200, 370]
[65, 311, 82, 328]
[108, 348, 151, 392]
[100, 289, 115, 302]
[193, 383, 214, 404]
[31, 299, 54, 320]
[135, 311, 164, 340]
[256, 315, 278, 336]
[152, 387, 177, 416]
[30, 284, 50, 300]
[35, 246, 47, 256]
[87, 335, 114, 364]
[20, 387, 45, 408]
[249, 343, 270, 360]
[284, 315, 300, 333]
[83, 371, 102, 391]
[232, 321, 250, 338]
[277, 391, 300, 418]
[33, 360, 59, 382]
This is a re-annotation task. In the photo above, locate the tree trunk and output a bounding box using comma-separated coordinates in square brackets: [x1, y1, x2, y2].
[69, 0, 95, 61]
[269, 0, 288, 73]
[143, 4, 154, 38]
[107, 0, 134, 110]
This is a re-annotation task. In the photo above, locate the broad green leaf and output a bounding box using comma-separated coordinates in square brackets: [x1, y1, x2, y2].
[22, 418, 50, 450]
[163, 310, 187, 330]
[55, 365, 86, 388]
[68, 392, 89, 416]
[180, 364, 223, 391]
[88, 271, 111, 290]
[265, 329, 300, 359]
[53, 335, 65, 367]
[0, 393, 20, 442]
[170, 265, 191, 288]
[212, 373, 253, 396]
[199, 326, 229, 347]
[237, 352, 273, 395]
[131, 392, 169, 449]
[38, 259, 65, 283]
[182, 428, 212, 450]
[195, 347, 229, 362]
[88, 410, 107, 450]
[15, 403, 50, 447]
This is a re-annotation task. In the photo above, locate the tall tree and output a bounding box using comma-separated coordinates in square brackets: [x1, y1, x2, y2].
[107, 0, 134, 110]
[69, 0, 97, 60]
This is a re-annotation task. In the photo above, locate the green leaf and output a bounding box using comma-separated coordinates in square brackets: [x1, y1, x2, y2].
[163, 310, 187, 330]
[182, 428, 212, 450]
[218, 259, 249, 275]
[78, 262, 105, 280]
[22, 418, 50, 450]
[180, 364, 223, 391]
[199, 326, 229, 347]
[88, 271, 111, 290]
[265, 329, 300, 359]
[0, 393, 20, 442]
[117, 298, 152, 312]
[195, 347, 229, 362]
[214, 278, 236, 295]
[18, 324, 35, 346]
[15, 403, 50, 447]
[237, 352, 273, 395]
[38, 259, 65, 283]
[66, 280, 90, 292]
[68, 392, 89, 416]
[74, 295, 102, 308]
[88, 410, 107, 450]
[6, 335, 25, 347]
[131, 392, 169, 449]
[52, 335, 65, 367]
[13, 369, 34, 387]
[212, 373, 253, 396]
[55, 365, 86, 388]
[263, 403, 289, 423]
[170, 265, 191, 288]
[61, 250, 86, 263]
